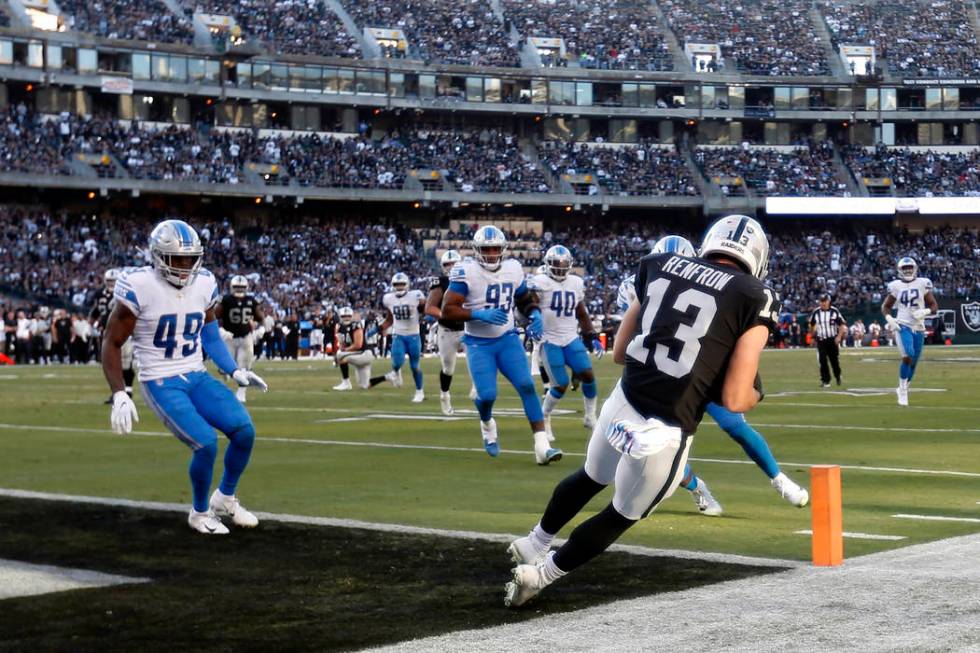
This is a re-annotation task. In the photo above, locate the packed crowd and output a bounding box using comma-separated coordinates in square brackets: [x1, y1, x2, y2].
[183, 0, 361, 58]
[821, 0, 980, 77]
[842, 145, 980, 197]
[341, 0, 519, 67]
[661, 0, 830, 76]
[59, 0, 194, 44]
[502, 0, 674, 70]
[538, 142, 698, 196]
[695, 143, 849, 197]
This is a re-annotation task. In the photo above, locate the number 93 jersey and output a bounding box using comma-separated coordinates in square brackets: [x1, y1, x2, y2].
[527, 273, 585, 346]
[887, 277, 933, 331]
[382, 289, 425, 336]
[450, 257, 526, 339]
[622, 253, 779, 433]
[114, 266, 220, 382]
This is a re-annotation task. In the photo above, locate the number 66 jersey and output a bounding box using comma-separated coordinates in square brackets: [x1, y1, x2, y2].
[114, 266, 220, 382]
[622, 253, 779, 434]
[449, 257, 527, 339]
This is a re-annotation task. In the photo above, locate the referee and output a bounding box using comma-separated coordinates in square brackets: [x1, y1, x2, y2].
[809, 293, 847, 387]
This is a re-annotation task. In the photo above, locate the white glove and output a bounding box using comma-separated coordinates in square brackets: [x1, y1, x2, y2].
[912, 308, 931, 320]
[606, 418, 682, 460]
[233, 368, 268, 392]
[110, 391, 139, 435]
[219, 328, 233, 341]
[884, 314, 900, 330]
[253, 326, 266, 340]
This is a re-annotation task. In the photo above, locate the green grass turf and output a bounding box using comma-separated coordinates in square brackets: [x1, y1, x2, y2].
[0, 346, 978, 563]
[0, 497, 782, 651]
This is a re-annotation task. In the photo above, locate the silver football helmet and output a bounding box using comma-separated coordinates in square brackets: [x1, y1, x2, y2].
[391, 272, 410, 297]
[104, 268, 120, 293]
[471, 226, 507, 272]
[148, 219, 203, 288]
[651, 235, 696, 257]
[544, 245, 573, 281]
[440, 249, 462, 274]
[230, 275, 249, 297]
[897, 257, 918, 282]
[699, 215, 770, 280]
[338, 306, 354, 325]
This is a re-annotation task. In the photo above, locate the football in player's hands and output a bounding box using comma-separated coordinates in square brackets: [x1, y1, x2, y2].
[233, 369, 269, 392]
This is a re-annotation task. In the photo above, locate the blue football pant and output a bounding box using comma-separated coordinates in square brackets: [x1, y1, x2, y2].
[391, 334, 423, 390]
[142, 370, 256, 512]
[682, 402, 780, 485]
[467, 332, 543, 425]
[897, 326, 925, 381]
[544, 340, 597, 399]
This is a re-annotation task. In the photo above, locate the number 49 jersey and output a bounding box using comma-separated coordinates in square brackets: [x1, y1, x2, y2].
[114, 266, 220, 382]
[887, 277, 933, 331]
[382, 289, 425, 336]
[527, 273, 585, 346]
[450, 257, 526, 339]
[622, 253, 779, 434]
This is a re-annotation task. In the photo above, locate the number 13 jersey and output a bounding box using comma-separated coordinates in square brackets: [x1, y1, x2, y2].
[622, 253, 779, 433]
[114, 266, 220, 382]
[449, 257, 527, 339]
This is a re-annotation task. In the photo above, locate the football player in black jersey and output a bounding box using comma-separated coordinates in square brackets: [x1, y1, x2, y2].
[215, 275, 263, 403]
[94, 269, 136, 402]
[504, 215, 778, 608]
[425, 249, 464, 415]
[332, 307, 377, 390]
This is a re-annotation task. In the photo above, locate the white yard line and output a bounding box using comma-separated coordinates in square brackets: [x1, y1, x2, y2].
[0, 488, 801, 569]
[893, 514, 980, 524]
[794, 529, 906, 541]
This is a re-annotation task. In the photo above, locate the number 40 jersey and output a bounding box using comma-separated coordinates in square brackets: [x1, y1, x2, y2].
[449, 257, 526, 339]
[114, 266, 220, 382]
[527, 272, 585, 346]
[622, 253, 779, 434]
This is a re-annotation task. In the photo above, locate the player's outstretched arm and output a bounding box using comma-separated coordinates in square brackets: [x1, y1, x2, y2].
[721, 324, 769, 413]
[102, 304, 139, 434]
[201, 309, 268, 391]
[613, 299, 641, 365]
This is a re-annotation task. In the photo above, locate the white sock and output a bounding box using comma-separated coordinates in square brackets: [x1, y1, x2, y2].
[542, 391, 561, 415]
[584, 396, 597, 416]
[899, 378, 909, 389]
[481, 421, 497, 443]
[540, 551, 567, 584]
[530, 523, 554, 551]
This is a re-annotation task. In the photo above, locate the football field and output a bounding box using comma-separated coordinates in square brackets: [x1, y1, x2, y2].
[0, 345, 979, 649]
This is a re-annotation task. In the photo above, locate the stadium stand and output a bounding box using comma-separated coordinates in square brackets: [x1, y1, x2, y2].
[820, 0, 980, 77]
[538, 141, 697, 196]
[660, 0, 830, 75]
[842, 145, 980, 197]
[58, 0, 195, 44]
[694, 143, 850, 197]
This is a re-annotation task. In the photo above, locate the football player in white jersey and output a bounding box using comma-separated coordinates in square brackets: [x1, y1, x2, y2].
[102, 220, 269, 536]
[528, 245, 604, 432]
[380, 273, 426, 403]
[615, 234, 807, 516]
[882, 256, 938, 406]
[441, 226, 562, 465]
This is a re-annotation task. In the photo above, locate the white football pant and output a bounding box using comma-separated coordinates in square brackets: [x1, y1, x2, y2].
[231, 333, 255, 370]
[437, 327, 463, 376]
[338, 350, 375, 389]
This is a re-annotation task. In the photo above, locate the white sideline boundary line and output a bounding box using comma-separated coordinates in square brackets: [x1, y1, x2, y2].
[0, 558, 149, 600]
[794, 529, 906, 541]
[0, 488, 803, 569]
[3, 422, 980, 478]
[893, 513, 980, 524]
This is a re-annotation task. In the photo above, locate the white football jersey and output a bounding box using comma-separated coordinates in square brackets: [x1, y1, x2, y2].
[617, 274, 637, 313]
[887, 277, 934, 331]
[528, 273, 586, 346]
[114, 266, 220, 382]
[450, 257, 526, 339]
[382, 289, 425, 336]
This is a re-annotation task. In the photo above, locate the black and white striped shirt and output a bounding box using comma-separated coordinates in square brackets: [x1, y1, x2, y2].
[809, 306, 845, 340]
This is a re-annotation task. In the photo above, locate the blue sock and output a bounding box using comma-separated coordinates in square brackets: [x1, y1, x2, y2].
[899, 362, 912, 380]
[581, 380, 597, 399]
[680, 464, 698, 491]
[475, 398, 494, 422]
[189, 443, 217, 512]
[219, 423, 255, 497]
[411, 366, 423, 390]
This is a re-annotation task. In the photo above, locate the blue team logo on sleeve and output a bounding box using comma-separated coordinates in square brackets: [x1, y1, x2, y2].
[450, 263, 466, 280]
[115, 276, 140, 310]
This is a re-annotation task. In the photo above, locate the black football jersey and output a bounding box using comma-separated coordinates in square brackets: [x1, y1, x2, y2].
[336, 320, 363, 350]
[430, 275, 464, 331]
[220, 294, 258, 338]
[621, 253, 779, 434]
[91, 289, 114, 326]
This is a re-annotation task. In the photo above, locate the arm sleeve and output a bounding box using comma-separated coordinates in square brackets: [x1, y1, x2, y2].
[447, 281, 468, 295]
[201, 320, 238, 375]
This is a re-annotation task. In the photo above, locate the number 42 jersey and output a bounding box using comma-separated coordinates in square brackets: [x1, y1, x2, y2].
[622, 253, 779, 434]
[114, 266, 220, 382]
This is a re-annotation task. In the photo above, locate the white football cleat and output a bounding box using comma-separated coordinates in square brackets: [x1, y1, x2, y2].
[440, 391, 454, 415]
[771, 472, 809, 507]
[543, 414, 553, 437]
[691, 480, 723, 517]
[235, 387, 247, 403]
[412, 389, 425, 403]
[508, 536, 547, 566]
[534, 431, 562, 465]
[332, 379, 352, 391]
[188, 509, 229, 535]
[896, 386, 909, 406]
[209, 489, 259, 528]
[504, 563, 549, 608]
[583, 412, 597, 430]
[385, 370, 403, 388]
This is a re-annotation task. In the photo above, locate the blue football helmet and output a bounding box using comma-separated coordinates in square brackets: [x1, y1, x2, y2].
[651, 235, 696, 257]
